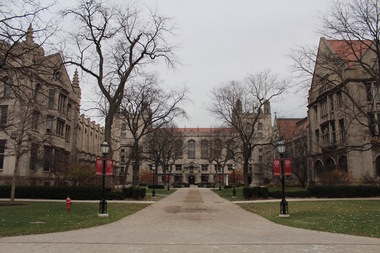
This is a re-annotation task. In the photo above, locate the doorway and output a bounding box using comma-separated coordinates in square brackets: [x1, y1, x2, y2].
[188, 175, 195, 184]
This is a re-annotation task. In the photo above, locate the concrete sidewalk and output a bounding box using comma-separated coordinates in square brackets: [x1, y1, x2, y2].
[1, 188, 380, 252]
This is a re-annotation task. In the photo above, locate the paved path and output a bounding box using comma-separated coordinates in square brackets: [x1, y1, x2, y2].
[1, 188, 380, 252]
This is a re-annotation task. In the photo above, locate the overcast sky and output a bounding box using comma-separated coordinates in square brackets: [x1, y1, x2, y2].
[54, 0, 333, 127]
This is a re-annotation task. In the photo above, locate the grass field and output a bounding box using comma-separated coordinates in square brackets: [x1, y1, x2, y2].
[0, 202, 149, 237]
[238, 200, 380, 238]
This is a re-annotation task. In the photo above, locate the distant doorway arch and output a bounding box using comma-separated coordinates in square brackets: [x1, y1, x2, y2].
[188, 175, 195, 184]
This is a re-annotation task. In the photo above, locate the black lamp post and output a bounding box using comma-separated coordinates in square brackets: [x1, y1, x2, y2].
[99, 141, 110, 217]
[167, 165, 172, 191]
[152, 164, 156, 198]
[277, 141, 289, 217]
[232, 163, 236, 198]
[217, 165, 221, 191]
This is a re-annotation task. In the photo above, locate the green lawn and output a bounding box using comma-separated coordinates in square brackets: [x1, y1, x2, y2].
[145, 187, 176, 200]
[0, 202, 149, 237]
[238, 200, 380, 238]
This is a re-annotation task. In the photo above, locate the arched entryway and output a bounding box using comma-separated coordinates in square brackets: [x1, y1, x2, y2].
[188, 175, 195, 184]
[314, 160, 323, 178]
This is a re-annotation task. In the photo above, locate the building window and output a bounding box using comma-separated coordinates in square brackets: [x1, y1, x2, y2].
[202, 164, 208, 171]
[338, 156, 348, 172]
[326, 158, 335, 172]
[48, 89, 55, 109]
[58, 93, 67, 113]
[56, 118, 65, 136]
[314, 160, 323, 178]
[331, 122, 336, 144]
[30, 143, 39, 171]
[366, 82, 373, 101]
[258, 123, 263, 131]
[121, 156, 125, 163]
[175, 164, 182, 171]
[0, 105, 8, 127]
[227, 164, 233, 171]
[46, 115, 53, 133]
[329, 94, 334, 112]
[188, 140, 196, 158]
[315, 129, 320, 145]
[32, 111, 40, 130]
[121, 123, 126, 138]
[213, 139, 222, 159]
[320, 97, 328, 116]
[339, 119, 345, 141]
[43, 146, 53, 172]
[259, 155, 263, 162]
[368, 113, 376, 136]
[201, 140, 208, 158]
[321, 123, 330, 146]
[65, 125, 71, 142]
[313, 105, 318, 121]
[0, 140, 6, 170]
[337, 91, 343, 108]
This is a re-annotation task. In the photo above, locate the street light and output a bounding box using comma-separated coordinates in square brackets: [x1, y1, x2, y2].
[217, 165, 221, 191]
[277, 140, 289, 217]
[232, 163, 236, 198]
[152, 164, 156, 198]
[167, 165, 172, 191]
[99, 141, 110, 217]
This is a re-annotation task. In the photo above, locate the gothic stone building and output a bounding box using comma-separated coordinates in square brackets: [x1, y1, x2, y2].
[307, 37, 380, 181]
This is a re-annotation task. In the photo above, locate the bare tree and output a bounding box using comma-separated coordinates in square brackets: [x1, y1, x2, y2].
[209, 70, 287, 187]
[61, 0, 177, 150]
[207, 128, 240, 189]
[143, 125, 184, 187]
[291, 0, 380, 150]
[119, 74, 187, 186]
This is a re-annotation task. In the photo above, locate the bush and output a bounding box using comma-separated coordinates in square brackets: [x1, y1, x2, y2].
[122, 187, 146, 199]
[148, 184, 165, 189]
[0, 186, 118, 200]
[319, 169, 354, 186]
[243, 187, 268, 199]
[307, 185, 380, 198]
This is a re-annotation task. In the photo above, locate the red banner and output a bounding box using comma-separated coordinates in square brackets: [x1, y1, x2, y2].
[95, 158, 113, 176]
[106, 159, 113, 176]
[273, 158, 281, 176]
[95, 158, 103, 175]
[273, 158, 292, 176]
[284, 158, 292, 176]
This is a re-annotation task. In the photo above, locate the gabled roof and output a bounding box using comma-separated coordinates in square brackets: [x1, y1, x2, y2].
[327, 39, 371, 63]
[277, 118, 308, 140]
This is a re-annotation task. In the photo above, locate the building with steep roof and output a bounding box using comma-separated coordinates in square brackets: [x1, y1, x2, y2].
[0, 25, 113, 186]
[307, 37, 380, 182]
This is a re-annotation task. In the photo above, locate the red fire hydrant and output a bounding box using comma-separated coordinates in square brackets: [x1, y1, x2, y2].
[66, 195, 72, 212]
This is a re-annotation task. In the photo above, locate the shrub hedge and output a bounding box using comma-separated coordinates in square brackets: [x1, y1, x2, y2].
[122, 187, 146, 199]
[243, 185, 380, 199]
[0, 186, 126, 200]
[243, 187, 269, 199]
[147, 184, 165, 189]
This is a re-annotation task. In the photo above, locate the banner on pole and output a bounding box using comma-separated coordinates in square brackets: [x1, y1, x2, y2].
[273, 158, 281, 176]
[273, 158, 292, 176]
[95, 158, 113, 176]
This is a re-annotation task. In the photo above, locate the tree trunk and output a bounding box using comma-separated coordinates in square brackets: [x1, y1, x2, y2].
[10, 155, 20, 202]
